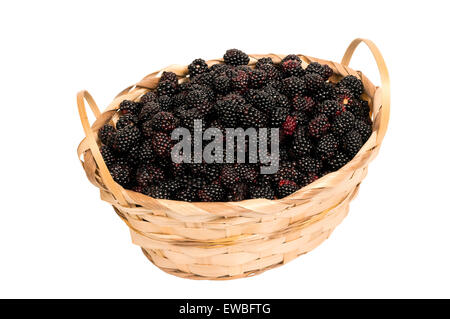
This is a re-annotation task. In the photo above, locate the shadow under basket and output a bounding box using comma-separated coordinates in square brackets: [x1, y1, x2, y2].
[77, 38, 390, 280]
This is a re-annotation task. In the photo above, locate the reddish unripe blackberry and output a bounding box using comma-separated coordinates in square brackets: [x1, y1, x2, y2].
[112, 125, 141, 153]
[152, 132, 172, 157]
[317, 134, 339, 160]
[249, 185, 275, 200]
[119, 100, 142, 116]
[109, 163, 132, 187]
[281, 76, 306, 97]
[304, 73, 324, 92]
[297, 156, 322, 174]
[332, 111, 355, 136]
[221, 166, 241, 188]
[292, 128, 313, 156]
[292, 95, 315, 114]
[282, 115, 297, 135]
[116, 114, 138, 130]
[100, 145, 116, 168]
[338, 75, 364, 97]
[318, 100, 342, 118]
[151, 111, 178, 132]
[281, 59, 305, 78]
[308, 114, 330, 138]
[99, 124, 116, 146]
[188, 58, 209, 78]
[198, 183, 225, 202]
[136, 164, 165, 187]
[157, 80, 177, 97]
[140, 91, 157, 104]
[327, 151, 349, 170]
[248, 69, 268, 88]
[277, 180, 300, 198]
[223, 49, 250, 66]
[343, 130, 363, 157]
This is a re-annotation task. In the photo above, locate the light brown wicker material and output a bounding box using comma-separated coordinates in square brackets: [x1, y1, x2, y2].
[77, 38, 390, 280]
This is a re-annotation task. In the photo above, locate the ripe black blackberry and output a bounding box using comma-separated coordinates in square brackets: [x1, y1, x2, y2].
[158, 95, 173, 111]
[160, 179, 184, 195]
[236, 164, 258, 183]
[191, 71, 214, 87]
[317, 134, 338, 160]
[221, 166, 240, 188]
[354, 119, 372, 142]
[100, 145, 116, 168]
[277, 180, 300, 198]
[247, 89, 276, 113]
[258, 63, 281, 83]
[99, 124, 116, 146]
[176, 187, 198, 202]
[136, 164, 165, 187]
[332, 111, 355, 136]
[139, 101, 162, 123]
[151, 111, 179, 132]
[160, 71, 178, 84]
[304, 73, 324, 92]
[292, 128, 313, 157]
[140, 91, 157, 104]
[255, 57, 274, 68]
[281, 76, 306, 97]
[315, 82, 337, 102]
[294, 111, 310, 126]
[116, 114, 138, 130]
[343, 130, 363, 157]
[157, 80, 177, 97]
[109, 163, 132, 187]
[249, 185, 275, 200]
[297, 156, 322, 174]
[137, 139, 155, 164]
[317, 100, 342, 118]
[305, 62, 333, 80]
[152, 132, 172, 157]
[223, 49, 249, 66]
[238, 104, 267, 128]
[337, 75, 364, 97]
[280, 59, 305, 78]
[119, 100, 142, 116]
[230, 69, 249, 91]
[292, 95, 315, 114]
[274, 162, 301, 184]
[308, 114, 330, 138]
[188, 58, 209, 78]
[112, 125, 141, 153]
[198, 183, 225, 202]
[213, 74, 231, 94]
[281, 54, 301, 63]
[226, 183, 248, 201]
[248, 69, 268, 88]
[270, 107, 289, 127]
[327, 151, 349, 170]
[148, 185, 171, 199]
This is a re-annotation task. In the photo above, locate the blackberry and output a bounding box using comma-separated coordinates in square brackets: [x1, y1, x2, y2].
[191, 71, 214, 87]
[354, 119, 372, 142]
[258, 63, 281, 82]
[282, 115, 297, 136]
[236, 164, 258, 183]
[119, 100, 142, 116]
[255, 57, 274, 68]
[98, 124, 116, 145]
[140, 91, 157, 104]
[158, 95, 173, 110]
[292, 128, 313, 156]
[157, 80, 177, 97]
[152, 132, 172, 157]
[277, 180, 300, 198]
[249, 185, 275, 200]
[203, 164, 221, 182]
[304, 73, 324, 92]
[248, 69, 268, 88]
[116, 114, 138, 130]
[139, 101, 162, 123]
[226, 183, 248, 201]
[270, 107, 289, 127]
[188, 58, 209, 78]
[176, 187, 198, 202]
[109, 163, 132, 187]
[327, 151, 349, 170]
[274, 162, 301, 184]
[221, 166, 240, 188]
[317, 100, 342, 118]
[247, 89, 276, 113]
[299, 172, 319, 187]
[305, 62, 333, 80]
[223, 49, 249, 66]
[281, 76, 306, 97]
[281, 54, 301, 63]
[308, 114, 330, 138]
[148, 185, 171, 199]
[213, 74, 231, 94]
[292, 95, 315, 114]
[315, 82, 337, 102]
[198, 183, 225, 202]
[141, 120, 155, 138]
[151, 111, 178, 132]
[294, 111, 310, 126]
[100, 145, 116, 168]
[338, 75, 363, 97]
[297, 156, 322, 174]
[336, 87, 354, 109]
[317, 134, 338, 160]
[343, 130, 363, 157]
[112, 125, 141, 153]
[230, 69, 249, 91]
[160, 71, 178, 84]
[332, 111, 355, 137]
[280, 59, 305, 78]
[238, 104, 267, 128]
[160, 179, 184, 195]
[136, 164, 165, 187]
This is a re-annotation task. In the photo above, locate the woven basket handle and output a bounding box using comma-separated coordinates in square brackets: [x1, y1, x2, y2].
[77, 90, 128, 206]
[341, 38, 390, 145]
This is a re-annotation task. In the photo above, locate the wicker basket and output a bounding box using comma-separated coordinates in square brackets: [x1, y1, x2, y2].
[77, 38, 390, 280]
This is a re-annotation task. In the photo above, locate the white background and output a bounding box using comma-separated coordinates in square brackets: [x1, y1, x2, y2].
[1, 0, 449, 299]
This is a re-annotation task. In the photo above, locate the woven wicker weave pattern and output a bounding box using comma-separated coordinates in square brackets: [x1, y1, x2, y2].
[77, 38, 390, 280]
